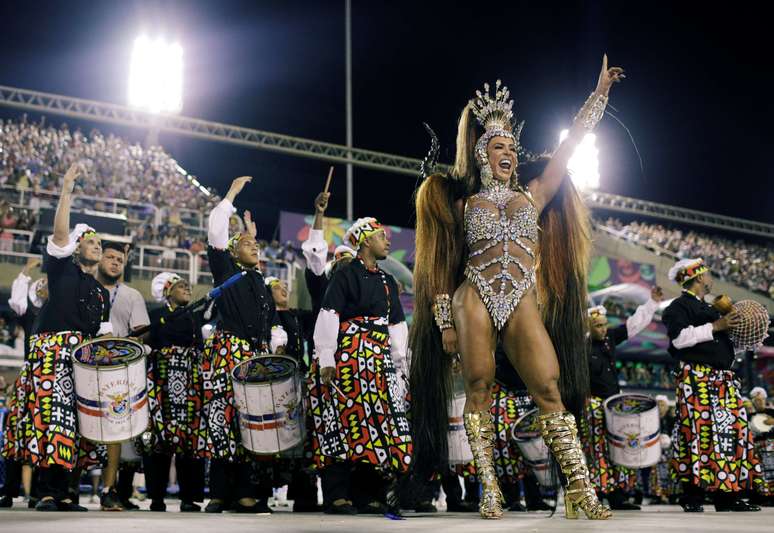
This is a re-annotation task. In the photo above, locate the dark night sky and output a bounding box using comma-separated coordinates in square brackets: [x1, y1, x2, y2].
[1, 1, 772, 238]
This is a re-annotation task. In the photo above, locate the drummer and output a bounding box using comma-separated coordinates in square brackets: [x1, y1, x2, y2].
[582, 287, 662, 510]
[308, 216, 411, 515]
[749, 387, 774, 506]
[264, 276, 320, 512]
[301, 190, 355, 324]
[143, 272, 206, 513]
[200, 176, 287, 514]
[16, 163, 111, 512]
[94, 241, 150, 511]
[662, 258, 762, 512]
[1, 257, 48, 509]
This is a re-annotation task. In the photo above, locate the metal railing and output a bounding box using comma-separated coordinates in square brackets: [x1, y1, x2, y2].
[133, 245, 194, 281]
[0, 229, 34, 254]
[0, 186, 158, 226]
[0, 244, 295, 294]
[594, 223, 679, 260]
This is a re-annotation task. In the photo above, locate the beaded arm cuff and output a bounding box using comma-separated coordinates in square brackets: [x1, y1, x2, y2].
[432, 294, 454, 331]
[574, 92, 609, 131]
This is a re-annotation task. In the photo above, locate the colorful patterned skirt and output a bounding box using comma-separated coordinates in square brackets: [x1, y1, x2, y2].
[580, 395, 638, 494]
[147, 344, 204, 455]
[752, 436, 774, 496]
[198, 330, 260, 461]
[15, 331, 102, 469]
[1, 373, 24, 461]
[307, 316, 412, 473]
[670, 363, 763, 492]
[491, 383, 534, 486]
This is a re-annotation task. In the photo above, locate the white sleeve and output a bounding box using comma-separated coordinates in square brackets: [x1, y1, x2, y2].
[270, 326, 288, 353]
[672, 323, 715, 349]
[388, 321, 409, 376]
[312, 309, 340, 368]
[207, 199, 237, 250]
[625, 299, 659, 339]
[46, 234, 76, 258]
[97, 322, 114, 336]
[301, 228, 328, 277]
[8, 272, 31, 317]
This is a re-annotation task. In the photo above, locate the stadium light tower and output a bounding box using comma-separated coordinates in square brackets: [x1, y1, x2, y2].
[128, 36, 183, 113]
[559, 129, 600, 190]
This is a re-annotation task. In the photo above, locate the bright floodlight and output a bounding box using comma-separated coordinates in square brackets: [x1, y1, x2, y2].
[128, 36, 183, 113]
[560, 129, 600, 190]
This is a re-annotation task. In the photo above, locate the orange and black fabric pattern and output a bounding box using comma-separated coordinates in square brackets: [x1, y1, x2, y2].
[307, 316, 412, 473]
[15, 331, 102, 470]
[147, 344, 204, 456]
[580, 395, 638, 494]
[198, 331, 259, 460]
[670, 363, 763, 492]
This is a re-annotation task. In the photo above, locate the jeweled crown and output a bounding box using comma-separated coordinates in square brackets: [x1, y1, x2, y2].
[471, 80, 515, 132]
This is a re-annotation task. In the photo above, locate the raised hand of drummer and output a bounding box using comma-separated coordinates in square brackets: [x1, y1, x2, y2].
[226, 176, 252, 203]
[23, 256, 41, 275]
[442, 327, 459, 357]
[713, 309, 741, 332]
[314, 192, 330, 214]
[243, 210, 257, 238]
[651, 286, 664, 302]
[62, 162, 82, 194]
[320, 366, 336, 385]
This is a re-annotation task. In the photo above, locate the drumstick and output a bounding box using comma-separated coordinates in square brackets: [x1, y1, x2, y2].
[323, 166, 334, 195]
[328, 381, 348, 401]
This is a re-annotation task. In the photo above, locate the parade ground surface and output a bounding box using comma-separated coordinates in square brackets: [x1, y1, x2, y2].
[2, 501, 773, 533]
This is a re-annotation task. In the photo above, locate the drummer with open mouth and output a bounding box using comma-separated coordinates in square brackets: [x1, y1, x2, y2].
[199, 176, 287, 514]
[16, 163, 112, 512]
[583, 286, 662, 510]
[662, 258, 763, 513]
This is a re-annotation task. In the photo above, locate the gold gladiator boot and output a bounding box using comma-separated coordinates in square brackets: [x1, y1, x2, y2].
[463, 411, 503, 519]
[538, 411, 612, 520]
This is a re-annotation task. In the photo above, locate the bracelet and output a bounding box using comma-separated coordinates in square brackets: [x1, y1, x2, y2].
[574, 92, 609, 131]
[432, 294, 454, 331]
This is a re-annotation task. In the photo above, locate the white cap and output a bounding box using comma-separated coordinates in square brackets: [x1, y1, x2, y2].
[668, 258, 706, 284]
[587, 305, 607, 317]
[151, 272, 183, 303]
[655, 394, 669, 403]
[750, 387, 768, 400]
[343, 217, 381, 248]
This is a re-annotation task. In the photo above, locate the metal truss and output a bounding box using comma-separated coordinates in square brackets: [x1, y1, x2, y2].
[2, 85, 772, 239]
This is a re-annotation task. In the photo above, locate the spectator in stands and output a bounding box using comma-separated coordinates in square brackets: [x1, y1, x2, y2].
[599, 217, 774, 298]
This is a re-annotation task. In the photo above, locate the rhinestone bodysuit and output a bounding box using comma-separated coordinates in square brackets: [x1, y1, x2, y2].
[463, 181, 539, 330]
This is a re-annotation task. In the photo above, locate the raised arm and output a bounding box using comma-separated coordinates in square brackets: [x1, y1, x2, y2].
[8, 257, 40, 316]
[52, 163, 81, 248]
[529, 55, 625, 211]
[302, 192, 331, 276]
[208, 176, 252, 249]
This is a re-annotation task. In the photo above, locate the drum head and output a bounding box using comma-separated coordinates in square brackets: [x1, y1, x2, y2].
[604, 393, 656, 416]
[232, 355, 297, 384]
[74, 337, 145, 366]
[512, 408, 540, 441]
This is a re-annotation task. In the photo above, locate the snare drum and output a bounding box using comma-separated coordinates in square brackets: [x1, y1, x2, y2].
[72, 337, 149, 444]
[448, 391, 473, 465]
[231, 355, 304, 455]
[603, 393, 661, 468]
[512, 408, 553, 487]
